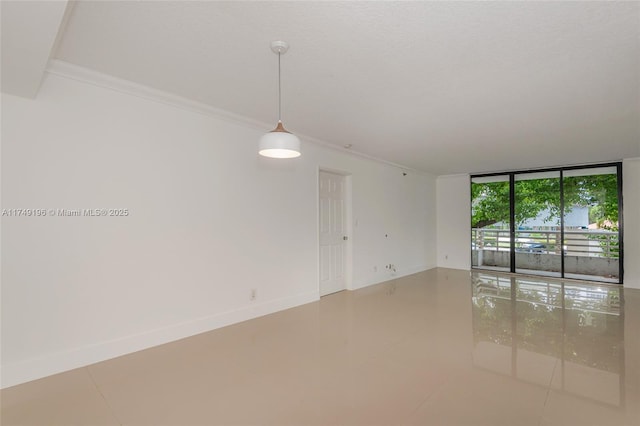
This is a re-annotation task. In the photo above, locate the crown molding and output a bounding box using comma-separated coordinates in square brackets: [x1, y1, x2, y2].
[45, 60, 429, 176]
[46, 59, 269, 131]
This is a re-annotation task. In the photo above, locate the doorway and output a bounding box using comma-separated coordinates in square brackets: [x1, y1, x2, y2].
[319, 170, 349, 296]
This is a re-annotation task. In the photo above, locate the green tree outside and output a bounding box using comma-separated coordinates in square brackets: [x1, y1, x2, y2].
[471, 174, 619, 231]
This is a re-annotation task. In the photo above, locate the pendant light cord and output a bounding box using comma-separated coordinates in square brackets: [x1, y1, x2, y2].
[278, 51, 282, 122]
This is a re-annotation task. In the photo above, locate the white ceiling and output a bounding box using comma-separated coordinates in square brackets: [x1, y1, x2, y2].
[19, 2, 640, 174]
[1, 0, 69, 98]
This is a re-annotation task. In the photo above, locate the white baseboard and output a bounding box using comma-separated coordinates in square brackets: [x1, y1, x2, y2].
[624, 279, 640, 290]
[1, 290, 319, 389]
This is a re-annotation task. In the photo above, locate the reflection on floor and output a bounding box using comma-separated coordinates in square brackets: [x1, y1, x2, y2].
[473, 273, 623, 406]
[1, 268, 639, 426]
[472, 265, 620, 284]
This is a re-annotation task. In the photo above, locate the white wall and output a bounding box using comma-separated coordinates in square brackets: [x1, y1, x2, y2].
[0, 72, 437, 387]
[436, 174, 471, 270]
[436, 166, 640, 290]
[623, 158, 640, 289]
[519, 206, 589, 228]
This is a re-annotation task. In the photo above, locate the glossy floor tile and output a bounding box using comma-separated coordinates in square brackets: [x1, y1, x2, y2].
[2, 268, 639, 425]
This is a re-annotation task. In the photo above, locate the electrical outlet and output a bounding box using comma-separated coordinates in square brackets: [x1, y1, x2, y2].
[445, 254, 449, 260]
[250, 289, 257, 301]
[373, 266, 377, 272]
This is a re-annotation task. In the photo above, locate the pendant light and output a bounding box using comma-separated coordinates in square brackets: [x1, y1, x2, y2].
[259, 41, 301, 158]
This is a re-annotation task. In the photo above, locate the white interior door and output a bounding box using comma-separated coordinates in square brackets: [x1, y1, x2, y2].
[319, 171, 347, 296]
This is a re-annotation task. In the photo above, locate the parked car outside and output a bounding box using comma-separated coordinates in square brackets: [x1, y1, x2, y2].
[516, 243, 546, 253]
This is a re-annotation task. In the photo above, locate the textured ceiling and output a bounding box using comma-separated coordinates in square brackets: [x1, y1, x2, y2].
[54, 1, 640, 175]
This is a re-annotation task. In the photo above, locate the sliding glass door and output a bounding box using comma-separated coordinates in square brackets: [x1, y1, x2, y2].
[470, 163, 623, 284]
[514, 171, 561, 278]
[471, 175, 511, 272]
[563, 166, 620, 282]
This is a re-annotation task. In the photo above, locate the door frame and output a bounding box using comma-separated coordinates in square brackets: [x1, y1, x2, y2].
[470, 162, 623, 284]
[317, 168, 353, 296]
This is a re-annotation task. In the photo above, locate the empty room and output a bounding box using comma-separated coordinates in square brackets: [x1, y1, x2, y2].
[1, 1, 639, 425]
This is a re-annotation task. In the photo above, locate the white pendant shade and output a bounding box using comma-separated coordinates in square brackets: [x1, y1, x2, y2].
[259, 41, 301, 158]
[259, 121, 301, 158]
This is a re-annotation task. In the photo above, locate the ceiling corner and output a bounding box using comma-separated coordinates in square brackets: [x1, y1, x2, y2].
[1, 0, 73, 99]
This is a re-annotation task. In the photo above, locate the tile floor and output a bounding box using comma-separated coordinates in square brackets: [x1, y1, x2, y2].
[2, 268, 639, 425]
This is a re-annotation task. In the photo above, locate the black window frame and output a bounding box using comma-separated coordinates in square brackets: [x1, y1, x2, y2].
[470, 162, 623, 284]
